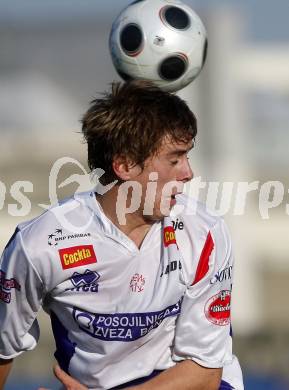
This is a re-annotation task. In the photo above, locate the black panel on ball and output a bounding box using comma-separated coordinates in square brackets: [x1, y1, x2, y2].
[159, 56, 187, 81]
[120, 24, 143, 55]
[202, 38, 208, 67]
[164, 7, 190, 30]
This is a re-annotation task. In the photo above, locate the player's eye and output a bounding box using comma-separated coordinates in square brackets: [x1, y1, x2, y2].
[170, 160, 179, 165]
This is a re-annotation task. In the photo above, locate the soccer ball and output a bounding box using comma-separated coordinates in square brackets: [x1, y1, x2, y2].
[109, 0, 207, 92]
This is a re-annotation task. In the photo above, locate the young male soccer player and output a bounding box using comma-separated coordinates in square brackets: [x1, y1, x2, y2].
[0, 81, 243, 390]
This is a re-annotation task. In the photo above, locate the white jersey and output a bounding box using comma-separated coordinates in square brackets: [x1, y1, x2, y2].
[0, 191, 243, 390]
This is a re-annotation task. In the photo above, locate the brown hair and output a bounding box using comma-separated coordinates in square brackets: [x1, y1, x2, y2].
[81, 80, 197, 184]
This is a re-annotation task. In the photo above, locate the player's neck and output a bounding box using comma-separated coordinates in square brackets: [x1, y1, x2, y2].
[95, 190, 153, 248]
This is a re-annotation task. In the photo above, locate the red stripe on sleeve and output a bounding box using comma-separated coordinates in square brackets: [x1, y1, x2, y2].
[192, 231, 214, 285]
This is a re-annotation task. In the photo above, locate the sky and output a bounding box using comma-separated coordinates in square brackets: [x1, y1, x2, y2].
[0, 0, 289, 42]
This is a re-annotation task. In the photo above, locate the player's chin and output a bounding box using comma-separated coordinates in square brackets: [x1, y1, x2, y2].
[158, 198, 176, 218]
[143, 208, 170, 222]
[143, 197, 176, 221]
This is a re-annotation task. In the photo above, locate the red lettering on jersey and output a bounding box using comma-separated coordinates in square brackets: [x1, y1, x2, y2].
[129, 273, 146, 293]
[59, 245, 97, 270]
[164, 226, 177, 247]
[192, 231, 214, 285]
[205, 290, 231, 326]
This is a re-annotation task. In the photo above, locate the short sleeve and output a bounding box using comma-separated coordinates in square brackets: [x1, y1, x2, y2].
[172, 219, 234, 368]
[0, 228, 44, 359]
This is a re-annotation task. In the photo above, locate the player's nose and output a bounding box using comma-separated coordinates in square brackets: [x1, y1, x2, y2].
[180, 159, 193, 183]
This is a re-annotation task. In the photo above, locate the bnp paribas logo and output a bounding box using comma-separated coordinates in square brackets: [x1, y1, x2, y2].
[47, 228, 91, 247]
[48, 228, 63, 246]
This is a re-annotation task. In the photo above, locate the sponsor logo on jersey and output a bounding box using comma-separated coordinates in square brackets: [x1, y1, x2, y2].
[164, 226, 177, 247]
[59, 245, 97, 269]
[205, 290, 231, 326]
[130, 273, 145, 292]
[65, 269, 100, 293]
[172, 219, 184, 231]
[72, 299, 182, 341]
[160, 260, 182, 277]
[0, 270, 21, 304]
[210, 265, 233, 284]
[48, 228, 91, 246]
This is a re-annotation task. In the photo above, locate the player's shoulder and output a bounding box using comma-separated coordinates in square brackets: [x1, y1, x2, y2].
[173, 193, 231, 253]
[11, 191, 96, 249]
[175, 193, 223, 233]
[173, 195, 232, 284]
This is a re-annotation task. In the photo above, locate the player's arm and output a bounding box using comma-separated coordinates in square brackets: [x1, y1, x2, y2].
[49, 361, 220, 390]
[0, 229, 44, 387]
[38, 365, 88, 390]
[0, 358, 13, 390]
[170, 218, 236, 387]
[127, 360, 221, 390]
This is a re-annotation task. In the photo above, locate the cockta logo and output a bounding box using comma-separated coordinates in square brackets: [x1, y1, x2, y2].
[58, 245, 97, 270]
[163, 226, 177, 247]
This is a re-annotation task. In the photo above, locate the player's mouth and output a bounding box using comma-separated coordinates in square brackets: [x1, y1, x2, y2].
[170, 193, 178, 206]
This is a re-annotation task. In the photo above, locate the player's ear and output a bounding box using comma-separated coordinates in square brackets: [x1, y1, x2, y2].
[112, 155, 141, 181]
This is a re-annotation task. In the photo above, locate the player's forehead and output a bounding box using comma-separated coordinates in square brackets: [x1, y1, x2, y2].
[157, 135, 194, 156]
